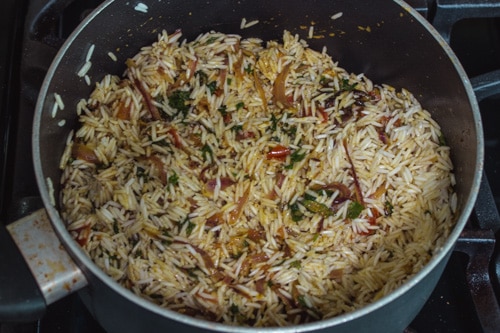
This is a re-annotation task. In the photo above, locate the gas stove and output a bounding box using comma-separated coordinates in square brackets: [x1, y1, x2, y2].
[1, 1, 500, 332]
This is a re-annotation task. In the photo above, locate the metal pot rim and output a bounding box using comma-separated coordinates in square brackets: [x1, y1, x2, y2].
[32, 0, 484, 331]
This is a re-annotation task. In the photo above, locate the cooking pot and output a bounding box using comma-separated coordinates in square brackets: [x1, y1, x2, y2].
[0, 0, 484, 332]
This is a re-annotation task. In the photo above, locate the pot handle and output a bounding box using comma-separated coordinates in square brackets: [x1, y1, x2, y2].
[0, 209, 88, 322]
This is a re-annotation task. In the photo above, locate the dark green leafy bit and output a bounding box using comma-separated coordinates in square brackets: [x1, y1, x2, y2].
[282, 124, 297, 137]
[384, 200, 394, 216]
[269, 113, 279, 132]
[297, 295, 307, 307]
[113, 220, 119, 234]
[205, 36, 219, 44]
[195, 70, 208, 84]
[347, 201, 364, 219]
[136, 166, 147, 178]
[179, 217, 196, 236]
[207, 81, 217, 94]
[218, 105, 227, 116]
[285, 149, 306, 169]
[236, 101, 245, 110]
[296, 295, 322, 318]
[289, 260, 301, 269]
[155, 95, 165, 104]
[230, 304, 239, 314]
[168, 171, 179, 185]
[231, 124, 243, 133]
[290, 202, 304, 222]
[201, 144, 213, 162]
[244, 64, 254, 74]
[303, 192, 317, 201]
[319, 75, 332, 86]
[168, 90, 191, 118]
[340, 78, 357, 91]
[438, 132, 447, 146]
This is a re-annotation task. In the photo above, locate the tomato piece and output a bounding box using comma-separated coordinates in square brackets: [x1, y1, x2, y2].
[266, 145, 291, 161]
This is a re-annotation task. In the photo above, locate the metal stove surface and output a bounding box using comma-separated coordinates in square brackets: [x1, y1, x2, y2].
[1, 1, 500, 332]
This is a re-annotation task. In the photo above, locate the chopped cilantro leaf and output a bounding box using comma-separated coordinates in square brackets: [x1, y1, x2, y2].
[168, 90, 191, 117]
[201, 144, 213, 162]
[290, 202, 304, 222]
[347, 201, 364, 219]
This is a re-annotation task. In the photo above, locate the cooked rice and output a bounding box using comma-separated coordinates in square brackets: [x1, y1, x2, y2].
[77, 61, 92, 78]
[134, 2, 148, 13]
[59, 30, 455, 327]
[86, 44, 95, 63]
[108, 51, 118, 62]
[54, 92, 65, 110]
[331, 12, 343, 20]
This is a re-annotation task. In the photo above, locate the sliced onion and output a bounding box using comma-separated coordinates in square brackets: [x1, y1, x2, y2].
[272, 64, 292, 108]
[228, 186, 250, 224]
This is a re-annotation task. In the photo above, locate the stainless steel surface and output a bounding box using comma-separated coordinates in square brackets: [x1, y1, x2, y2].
[7, 209, 88, 305]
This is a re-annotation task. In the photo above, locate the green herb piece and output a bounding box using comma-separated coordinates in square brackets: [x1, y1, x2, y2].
[201, 144, 213, 162]
[207, 81, 217, 94]
[283, 124, 297, 137]
[320, 76, 333, 86]
[244, 64, 254, 74]
[384, 200, 394, 217]
[438, 133, 447, 146]
[290, 260, 301, 269]
[179, 217, 196, 236]
[236, 101, 245, 110]
[161, 228, 170, 237]
[303, 192, 317, 201]
[135, 249, 143, 258]
[113, 220, 119, 234]
[340, 78, 357, 91]
[218, 105, 227, 116]
[195, 70, 208, 84]
[186, 221, 196, 236]
[269, 113, 279, 132]
[297, 295, 307, 307]
[347, 201, 364, 219]
[227, 78, 232, 85]
[231, 124, 243, 133]
[184, 266, 199, 278]
[168, 171, 179, 185]
[301, 199, 334, 217]
[271, 136, 280, 142]
[290, 202, 304, 222]
[284, 149, 306, 169]
[230, 304, 239, 314]
[136, 166, 146, 177]
[205, 36, 219, 44]
[155, 95, 165, 104]
[155, 139, 170, 147]
[168, 90, 191, 118]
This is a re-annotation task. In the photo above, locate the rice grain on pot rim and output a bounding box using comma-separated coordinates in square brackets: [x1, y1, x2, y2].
[59, 30, 456, 326]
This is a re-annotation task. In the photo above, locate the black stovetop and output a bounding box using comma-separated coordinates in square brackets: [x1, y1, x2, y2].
[1, 1, 500, 332]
